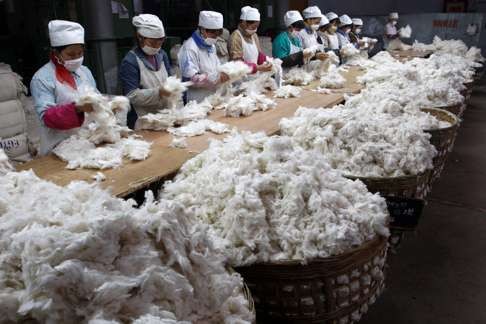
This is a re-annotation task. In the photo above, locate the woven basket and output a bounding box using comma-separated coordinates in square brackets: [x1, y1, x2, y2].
[346, 171, 430, 200]
[433, 102, 464, 118]
[421, 108, 459, 185]
[235, 236, 388, 324]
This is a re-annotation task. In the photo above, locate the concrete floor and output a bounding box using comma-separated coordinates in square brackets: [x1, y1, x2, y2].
[360, 85, 486, 324]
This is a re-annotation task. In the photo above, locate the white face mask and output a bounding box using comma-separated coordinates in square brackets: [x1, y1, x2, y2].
[245, 29, 257, 35]
[310, 24, 319, 31]
[142, 45, 160, 56]
[63, 56, 83, 72]
[355, 28, 362, 34]
[290, 30, 299, 38]
[345, 28, 351, 34]
[205, 37, 217, 46]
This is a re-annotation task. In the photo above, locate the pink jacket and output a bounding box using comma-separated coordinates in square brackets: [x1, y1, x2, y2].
[43, 103, 85, 130]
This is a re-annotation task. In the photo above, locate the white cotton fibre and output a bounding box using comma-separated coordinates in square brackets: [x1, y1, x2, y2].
[285, 67, 315, 86]
[320, 65, 346, 89]
[280, 106, 437, 178]
[161, 76, 192, 110]
[274, 85, 302, 98]
[399, 25, 412, 38]
[162, 132, 389, 266]
[0, 171, 254, 324]
[218, 61, 252, 83]
[168, 119, 231, 137]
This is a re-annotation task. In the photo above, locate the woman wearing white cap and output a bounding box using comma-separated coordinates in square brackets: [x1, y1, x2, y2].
[272, 11, 324, 68]
[384, 12, 400, 48]
[30, 20, 97, 155]
[349, 18, 363, 48]
[119, 14, 172, 128]
[336, 14, 353, 48]
[321, 12, 340, 50]
[178, 11, 231, 103]
[228, 6, 272, 73]
[298, 6, 323, 50]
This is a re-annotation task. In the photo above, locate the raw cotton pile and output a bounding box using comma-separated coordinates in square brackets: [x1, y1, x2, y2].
[0, 170, 254, 323]
[53, 135, 151, 169]
[160, 76, 192, 110]
[136, 100, 212, 131]
[168, 119, 231, 137]
[53, 91, 152, 170]
[284, 67, 315, 86]
[280, 107, 437, 177]
[162, 132, 389, 266]
[0, 149, 12, 175]
[306, 51, 340, 78]
[170, 137, 188, 149]
[221, 94, 276, 118]
[399, 25, 412, 38]
[341, 43, 361, 58]
[218, 61, 252, 83]
[274, 85, 302, 98]
[320, 65, 346, 89]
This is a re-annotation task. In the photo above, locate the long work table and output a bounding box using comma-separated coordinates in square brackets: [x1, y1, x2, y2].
[17, 66, 365, 198]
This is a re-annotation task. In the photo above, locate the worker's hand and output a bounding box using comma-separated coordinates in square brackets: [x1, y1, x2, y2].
[219, 72, 230, 84]
[315, 52, 329, 61]
[303, 48, 314, 59]
[159, 86, 171, 98]
[257, 62, 273, 72]
[76, 103, 93, 113]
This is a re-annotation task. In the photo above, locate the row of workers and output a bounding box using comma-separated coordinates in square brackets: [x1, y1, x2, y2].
[30, 6, 399, 155]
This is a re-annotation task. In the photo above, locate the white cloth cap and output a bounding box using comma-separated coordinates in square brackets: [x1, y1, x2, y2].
[339, 14, 353, 26]
[240, 6, 260, 21]
[132, 14, 165, 38]
[389, 12, 399, 19]
[284, 10, 304, 27]
[199, 11, 224, 29]
[302, 6, 322, 19]
[320, 15, 329, 26]
[326, 12, 339, 21]
[352, 18, 363, 26]
[48, 20, 84, 47]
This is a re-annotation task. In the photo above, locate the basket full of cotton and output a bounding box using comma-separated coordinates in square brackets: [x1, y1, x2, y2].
[162, 132, 390, 323]
[0, 165, 255, 323]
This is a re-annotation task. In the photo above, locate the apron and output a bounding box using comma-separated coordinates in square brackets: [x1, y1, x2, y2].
[236, 29, 259, 64]
[132, 50, 170, 116]
[39, 66, 89, 155]
[299, 29, 320, 49]
[186, 43, 221, 103]
[327, 33, 340, 50]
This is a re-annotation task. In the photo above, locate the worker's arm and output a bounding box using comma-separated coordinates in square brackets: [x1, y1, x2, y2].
[179, 47, 220, 88]
[30, 76, 84, 130]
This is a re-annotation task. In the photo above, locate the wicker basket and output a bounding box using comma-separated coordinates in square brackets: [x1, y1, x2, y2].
[421, 108, 459, 185]
[346, 171, 431, 200]
[235, 236, 388, 324]
[432, 102, 464, 118]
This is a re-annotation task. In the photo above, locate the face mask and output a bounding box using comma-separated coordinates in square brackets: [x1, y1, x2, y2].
[290, 30, 299, 38]
[392, 21, 398, 26]
[205, 37, 217, 46]
[345, 28, 351, 34]
[356, 28, 362, 34]
[245, 29, 257, 35]
[63, 56, 83, 72]
[310, 24, 319, 31]
[142, 45, 160, 56]
[330, 25, 338, 33]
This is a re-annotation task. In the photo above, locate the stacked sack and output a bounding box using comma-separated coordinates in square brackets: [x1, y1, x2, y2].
[0, 63, 39, 162]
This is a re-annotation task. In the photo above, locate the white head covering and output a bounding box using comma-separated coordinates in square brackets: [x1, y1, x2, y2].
[389, 12, 399, 20]
[284, 10, 304, 27]
[240, 6, 260, 21]
[198, 11, 224, 29]
[339, 14, 353, 26]
[48, 20, 85, 47]
[132, 14, 165, 38]
[352, 18, 363, 26]
[326, 12, 339, 21]
[319, 15, 329, 27]
[302, 6, 322, 19]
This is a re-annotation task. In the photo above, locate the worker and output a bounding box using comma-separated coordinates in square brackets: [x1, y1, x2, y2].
[228, 6, 272, 73]
[298, 6, 323, 49]
[272, 11, 326, 68]
[322, 12, 340, 50]
[30, 20, 97, 155]
[350, 18, 363, 48]
[336, 14, 353, 48]
[317, 15, 330, 47]
[384, 12, 400, 48]
[119, 14, 172, 129]
[178, 11, 231, 102]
